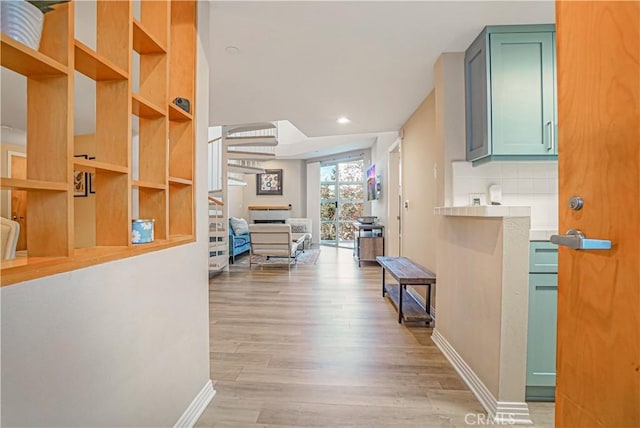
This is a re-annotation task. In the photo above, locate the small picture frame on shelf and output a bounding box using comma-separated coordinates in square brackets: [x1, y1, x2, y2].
[256, 169, 283, 195]
[73, 155, 88, 197]
[88, 156, 96, 194]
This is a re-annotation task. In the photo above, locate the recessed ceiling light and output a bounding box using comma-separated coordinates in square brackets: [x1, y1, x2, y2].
[337, 117, 351, 124]
[225, 46, 240, 55]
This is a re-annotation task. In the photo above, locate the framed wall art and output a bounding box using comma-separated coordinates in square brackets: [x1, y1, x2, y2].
[256, 169, 283, 195]
[73, 155, 88, 197]
[88, 156, 96, 194]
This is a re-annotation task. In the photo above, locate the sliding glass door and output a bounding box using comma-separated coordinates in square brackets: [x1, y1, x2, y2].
[320, 160, 365, 248]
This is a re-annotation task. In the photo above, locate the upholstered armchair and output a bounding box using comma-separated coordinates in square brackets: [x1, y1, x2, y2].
[248, 224, 304, 269]
[285, 218, 312, 250]
[1, 217, 20, 260]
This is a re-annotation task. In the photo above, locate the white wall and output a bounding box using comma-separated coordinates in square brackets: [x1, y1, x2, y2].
[451, 161, 558, 231]
[240, 159, 307, 220]
[0, 3, 212, 425]
[435, 215, 530, 403]
[437, 217, 504, 396]
[435, 53, 466, 207]
[400, 91, 439, 272]
[370, 133, 401, 232]
[227, 185, 245, 219]
[1, 245, 210, 426]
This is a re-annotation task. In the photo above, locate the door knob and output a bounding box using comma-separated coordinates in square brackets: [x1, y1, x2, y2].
[12, 215, 24, 220]
[551, 229, 611, 250]
[568, 195, 584, 211]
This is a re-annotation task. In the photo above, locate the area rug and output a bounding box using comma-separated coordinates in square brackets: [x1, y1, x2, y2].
[236, 247, 320, 266]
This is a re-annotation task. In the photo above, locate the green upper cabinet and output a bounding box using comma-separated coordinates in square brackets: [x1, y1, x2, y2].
[465, 25, 557, 164]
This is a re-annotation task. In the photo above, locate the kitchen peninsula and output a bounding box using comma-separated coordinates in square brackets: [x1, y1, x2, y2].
[432, 205, 532, 424]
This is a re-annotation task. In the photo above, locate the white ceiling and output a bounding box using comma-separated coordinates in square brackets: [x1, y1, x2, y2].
[0, 1, 554, 152]
[208, 1, 555, 137]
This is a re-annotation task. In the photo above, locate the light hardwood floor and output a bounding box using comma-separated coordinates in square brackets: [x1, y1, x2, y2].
[198, 246, 554, 427]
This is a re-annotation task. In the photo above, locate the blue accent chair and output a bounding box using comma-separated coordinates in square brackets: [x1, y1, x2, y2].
[228, 219, 250, 263]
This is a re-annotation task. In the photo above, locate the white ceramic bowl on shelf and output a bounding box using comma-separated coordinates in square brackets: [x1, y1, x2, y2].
[1, 0, 45, 50]
[357, 216, 378, 224]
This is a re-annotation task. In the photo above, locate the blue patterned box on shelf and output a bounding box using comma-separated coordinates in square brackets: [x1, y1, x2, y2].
[132, 219, 155, 244]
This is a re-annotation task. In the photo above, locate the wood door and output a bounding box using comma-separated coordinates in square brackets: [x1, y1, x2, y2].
[9, 154, 27, 251]
[556, 2, 640, 426]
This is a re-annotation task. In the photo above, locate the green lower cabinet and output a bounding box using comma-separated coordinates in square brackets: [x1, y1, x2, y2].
[526, 272, 557, 401]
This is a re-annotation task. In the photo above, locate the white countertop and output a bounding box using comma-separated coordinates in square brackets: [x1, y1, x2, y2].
[434, 205, 531, 218]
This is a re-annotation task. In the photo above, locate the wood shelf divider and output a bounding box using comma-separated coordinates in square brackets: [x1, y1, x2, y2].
[74, 40, 128, 81]
[132, 180, 167, 190]
[0, 178, 67, 192]
[133, 18, 167, 54]
[1, 34, 68, 77]
[132, 93, 166, 118]
[168, 176, 192, 185]
[73, 157, 128, 174]
[1, 235, 194, 286]
[168, 102, 193, 122]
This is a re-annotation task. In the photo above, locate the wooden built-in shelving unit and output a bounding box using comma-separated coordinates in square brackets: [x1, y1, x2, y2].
[0, 0, 197, 286]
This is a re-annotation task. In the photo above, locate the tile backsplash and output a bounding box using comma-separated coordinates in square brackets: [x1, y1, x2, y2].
[452, 161, 558, 231]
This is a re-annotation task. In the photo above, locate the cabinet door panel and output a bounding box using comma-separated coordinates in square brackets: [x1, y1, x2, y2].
[527, 273, 558, 387]
[490, 32, 555, 155]
[529, 241, 559, 273]
[358, 237, 383, 261]
[465, 35, 489, 161]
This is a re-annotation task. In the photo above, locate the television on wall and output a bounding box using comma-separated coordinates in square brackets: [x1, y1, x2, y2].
[366, 164, 377, 201]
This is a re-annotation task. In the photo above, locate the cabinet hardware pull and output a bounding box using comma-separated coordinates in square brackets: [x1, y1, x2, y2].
[547, 121, 555, 152]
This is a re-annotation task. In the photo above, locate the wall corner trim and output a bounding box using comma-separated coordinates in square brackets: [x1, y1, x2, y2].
[174, 379, 216, 428]
[431, 329, 533, 425]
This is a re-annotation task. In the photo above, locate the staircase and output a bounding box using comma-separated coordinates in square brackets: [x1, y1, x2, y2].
[208, 195, 227, 272]
[208, 122, 279, 272]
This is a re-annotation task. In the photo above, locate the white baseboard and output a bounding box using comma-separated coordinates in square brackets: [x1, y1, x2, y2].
[431, 329, 532, 425]
[174, 379, 216, 428]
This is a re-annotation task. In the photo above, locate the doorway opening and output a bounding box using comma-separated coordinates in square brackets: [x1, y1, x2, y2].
[320, 159, 365, 249]
[387, 142, 401, 257]
[7, 151, 27, 251]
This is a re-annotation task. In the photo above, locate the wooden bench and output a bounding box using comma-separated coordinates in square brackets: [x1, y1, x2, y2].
[377, 256, 436, 324]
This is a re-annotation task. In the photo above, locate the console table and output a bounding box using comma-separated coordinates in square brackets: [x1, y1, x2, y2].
[353, 222, 384, 266]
